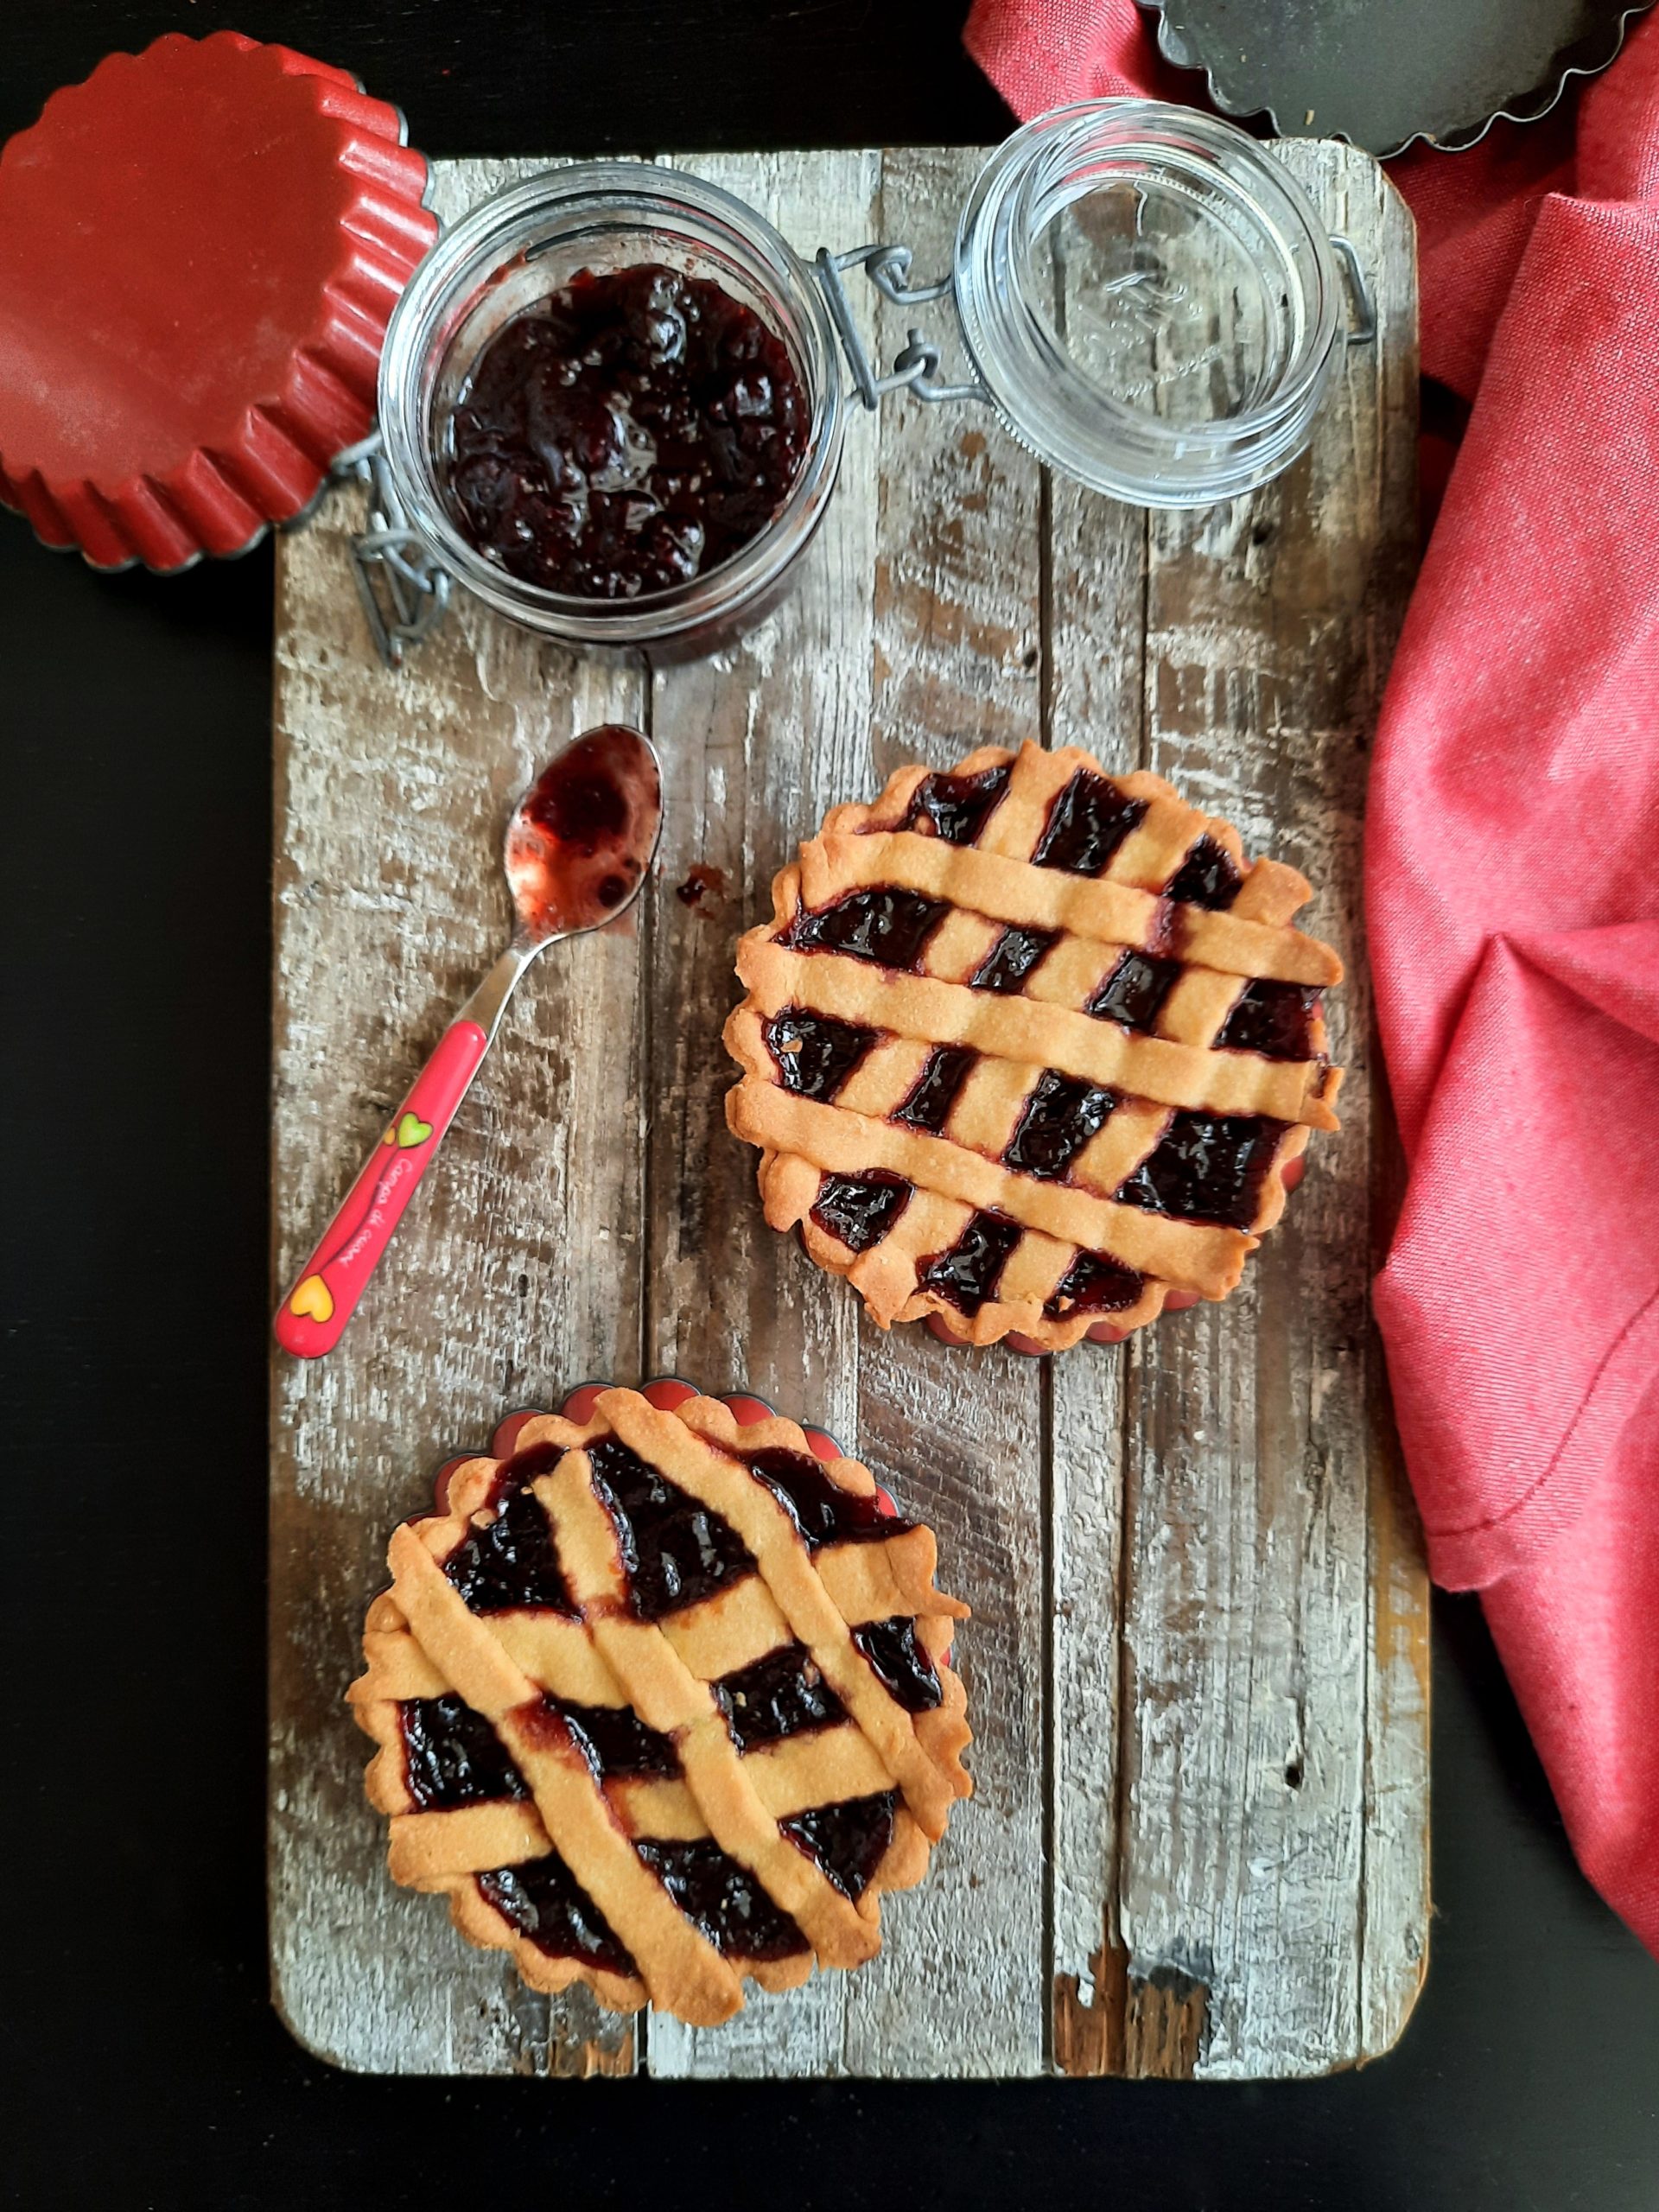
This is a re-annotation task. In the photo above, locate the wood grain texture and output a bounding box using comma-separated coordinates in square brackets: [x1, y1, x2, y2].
[850, 144, 1048, 2078]
[1047, 141, 1427, 2079]
[270, 141, 1427, 2081]
[270, 155, 645, 2077]
[641, 143, 887, 2080]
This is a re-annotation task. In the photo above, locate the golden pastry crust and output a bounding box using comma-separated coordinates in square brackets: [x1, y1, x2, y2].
[724, 740, 1343, 1351]
[349, 1388, 971, 2028]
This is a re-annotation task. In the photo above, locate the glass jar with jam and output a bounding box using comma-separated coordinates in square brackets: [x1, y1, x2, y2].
[376, 162, 845, 660]
[366, 100, 1367, 665]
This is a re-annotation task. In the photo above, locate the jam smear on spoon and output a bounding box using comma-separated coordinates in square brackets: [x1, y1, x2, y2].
[505, 723, 662, 939]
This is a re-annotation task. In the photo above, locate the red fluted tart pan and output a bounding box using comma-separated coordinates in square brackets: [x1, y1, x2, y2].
[0, 29, 436, 570]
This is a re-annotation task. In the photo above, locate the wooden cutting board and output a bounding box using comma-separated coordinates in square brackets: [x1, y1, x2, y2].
[270, 141, 1427, 2081]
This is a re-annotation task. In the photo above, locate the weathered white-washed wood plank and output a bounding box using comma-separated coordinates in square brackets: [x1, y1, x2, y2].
[270, 155, 645, 2078]
[642, 147, 884, 2080]
[846, 143, 1047, 2078]
[1048, 143, 1426, 2078]
[1345, 150, 1433, 2064]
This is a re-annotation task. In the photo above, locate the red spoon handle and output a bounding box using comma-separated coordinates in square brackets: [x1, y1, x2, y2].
[274, 1018, 490, 1359]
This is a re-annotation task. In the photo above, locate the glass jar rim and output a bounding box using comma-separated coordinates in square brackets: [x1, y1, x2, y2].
[376, 161, 846, 644]
[951, 101, 1344, 500]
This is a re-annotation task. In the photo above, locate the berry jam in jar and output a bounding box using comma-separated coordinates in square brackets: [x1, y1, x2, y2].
[445, 264, 810, 601]
[377, 165, 844, 656]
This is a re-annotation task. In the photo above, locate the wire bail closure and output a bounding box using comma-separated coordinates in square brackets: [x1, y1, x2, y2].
[340, 196, 1375, 671]
[335, 431, 453, 670]
[813, 245, 990, 412]
[344, 240, 993, 671]
[1330, 233, 1376, 345]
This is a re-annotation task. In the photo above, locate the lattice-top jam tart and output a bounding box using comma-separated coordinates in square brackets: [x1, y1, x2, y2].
[723, 740, 1343, 1353]
[349, 1384, 970, 2026]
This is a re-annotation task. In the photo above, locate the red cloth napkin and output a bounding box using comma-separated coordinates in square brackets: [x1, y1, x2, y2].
[967, 2, 1659, 1956]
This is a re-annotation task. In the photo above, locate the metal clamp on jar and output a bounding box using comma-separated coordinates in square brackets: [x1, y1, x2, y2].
[346, 99, 1375, 668]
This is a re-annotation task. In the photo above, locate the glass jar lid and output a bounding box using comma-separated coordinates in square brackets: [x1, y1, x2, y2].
[948, 102, 1348, 508]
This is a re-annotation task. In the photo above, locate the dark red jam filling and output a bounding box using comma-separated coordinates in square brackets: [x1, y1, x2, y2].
[780, 1791, 898, 1903]
[521, 739, 628, 851]
[849, 1617, 943, 1712]
[1216, 979, 1319, 1061]
[1033, 771, 1148, 876]
[714, 1643, 848, 1755]
[746, 1446, 909, 1547]
[919, 1209, 1023, 1315]
[1089, 950, 1181, 1033]
[893, 1045, 976, 1133]
[900, 764, 1013, 846]
[810, 1170, 912, 1252]
[509, 1693, 681, 1785]
[556, 1698, 682, 1781]
[445, 264, 808, 600]
[634, 1837, 806, 1960]
[783, 889, 948, 969]
[1004, 1071, 1118, 1180]
[478, 1854, 636, 1974]
[400, 1695, 531, 1810]
[1115, 1112, 1286, 1230]
[971, 925, 1058, 994]
[444, 1472, 575, 1615]
[506, 726, 659, 938]
[764, 1007, 877, 1100]
[1165, 835, 1243, 910]
[1043, 1250, 1145, 1319]
[587, 1437, 756, 1619]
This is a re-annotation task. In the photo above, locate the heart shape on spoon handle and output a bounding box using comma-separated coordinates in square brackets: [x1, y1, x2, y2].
[274, 1015, 493, 1359]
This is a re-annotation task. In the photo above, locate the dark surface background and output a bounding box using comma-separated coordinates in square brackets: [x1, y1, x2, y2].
[3, 6, 1656, 2208]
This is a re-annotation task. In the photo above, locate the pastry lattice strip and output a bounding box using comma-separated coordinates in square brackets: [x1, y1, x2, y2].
[724, 741, 1344, 1349]
[350, 1389, 971, 2027]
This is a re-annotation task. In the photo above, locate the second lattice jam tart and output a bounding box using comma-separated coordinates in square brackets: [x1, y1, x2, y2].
[723, 740, 1343, 1351]
[350, 1387, 969, 2027]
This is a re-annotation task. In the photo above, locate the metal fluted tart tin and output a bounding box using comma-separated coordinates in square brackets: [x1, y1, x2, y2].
[0, 29, 437, 572]
[1141, 0, 1654, 156]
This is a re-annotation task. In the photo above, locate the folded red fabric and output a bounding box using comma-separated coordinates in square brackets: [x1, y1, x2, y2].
[965, 0, 1659, 1955]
